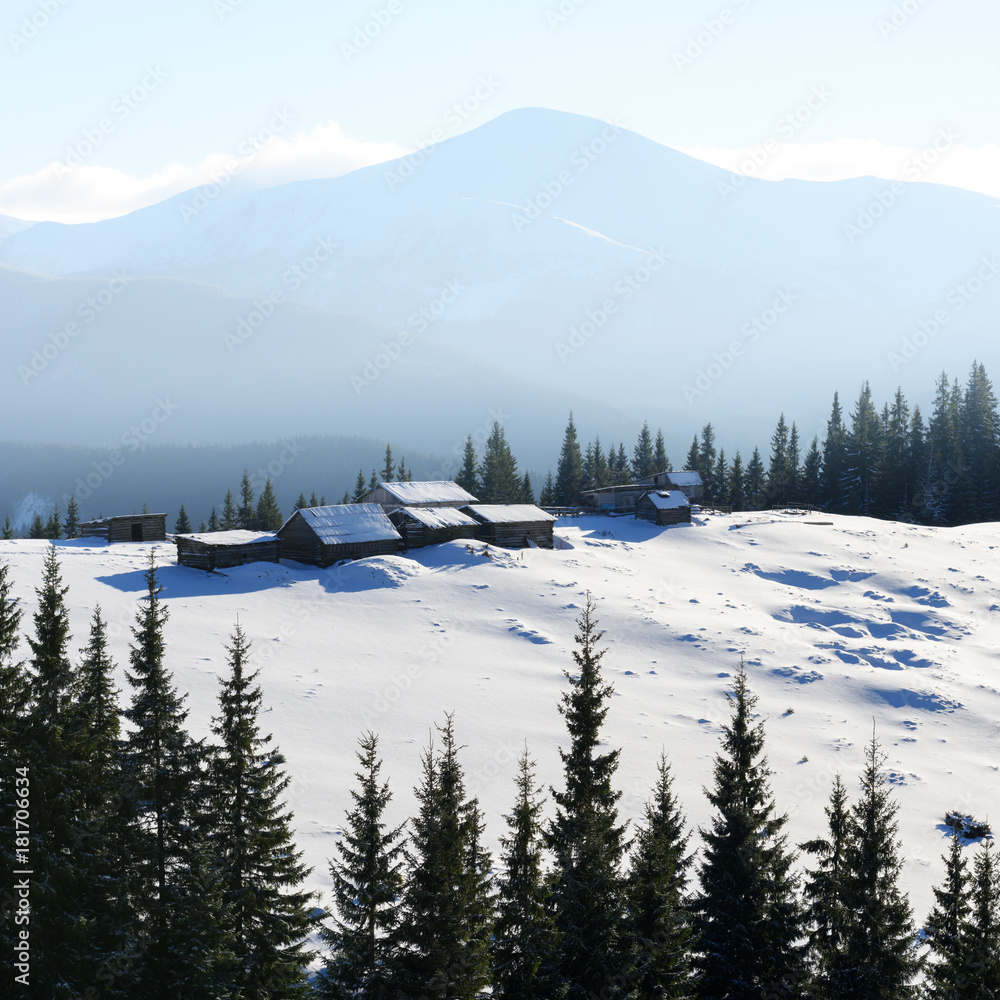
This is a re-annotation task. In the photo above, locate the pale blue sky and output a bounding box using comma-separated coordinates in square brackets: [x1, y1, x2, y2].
[2, 0, 998, 220]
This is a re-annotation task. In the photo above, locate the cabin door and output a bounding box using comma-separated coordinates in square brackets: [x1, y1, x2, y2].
[131, 523, 144, 541]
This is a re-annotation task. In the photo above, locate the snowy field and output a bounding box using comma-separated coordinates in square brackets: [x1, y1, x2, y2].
[3, 511, 999, 927]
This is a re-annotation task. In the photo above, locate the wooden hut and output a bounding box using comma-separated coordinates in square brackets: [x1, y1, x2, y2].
[637, 470, 704, 501]
[175, 530, 279, 571]
[388, 506, 479, 549]
[635, 490, 692, 526]
[360, 480, 478, 512]
[79, 512, 167, 543]
[580, 484, 648, 512]
[276, 504, 400, 567]
[462, 504, 555, 548]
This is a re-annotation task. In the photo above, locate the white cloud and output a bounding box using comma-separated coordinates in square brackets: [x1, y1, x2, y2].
[675, 136, 1000, 201]
[0, 121, 407, 224]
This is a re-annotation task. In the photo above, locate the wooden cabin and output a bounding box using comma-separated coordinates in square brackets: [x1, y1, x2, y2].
[637, 470, 704, 501]
[389, 506, 479, 549]
[580, 484, 648, 512]
[635, 490, 692, 526]
[79, 513, 167, 543]
[462, 504, 555, 548]
[276, 504, 400, 567]
[360, 480, 478, 512]
[175, 530, 279, 571]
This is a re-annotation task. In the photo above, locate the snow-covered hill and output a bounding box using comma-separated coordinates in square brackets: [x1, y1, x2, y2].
[2, 511, 998, 928]
[4, 108, 1000, 455]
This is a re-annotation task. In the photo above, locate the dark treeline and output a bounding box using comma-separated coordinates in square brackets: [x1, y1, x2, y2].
[541, 363, 1000, 526]
[2, 558, 998, 997]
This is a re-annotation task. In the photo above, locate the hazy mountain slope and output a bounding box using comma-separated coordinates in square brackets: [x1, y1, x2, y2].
[4, 108, 1000, 451]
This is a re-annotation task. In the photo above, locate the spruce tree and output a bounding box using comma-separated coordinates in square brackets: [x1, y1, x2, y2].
[684, 436, 700, 476]
[353, 469, 368, 502]
[45, 504, 63, 539]
[800, 775, 852, 998]
[843, 382, 884, 516]
[539, 471, 557, 508]
[175, 504, 192, 534]
[209, 506, 221, 531]
[222, 489, 238, 530]
[124, 554, 229, 997]
[456, 436, 479, 496]
[547, 594, 628, 999]
[692, 662, 803, 998]
[394, 715, 493, 999]
[521, 472, 535, 504]
[209, 621, 315, 996]
[369, 469, 379, 491]
[837, 730, 918, 998]
[255, 477, 284, 530]
[712, 449, 727, 506]
[592, 436, 610, 489]
[556, 413, 584, 505]
[479, 421, 521, 503]
[728, 452, 745, 511]
[25, 544, 90, 995]
[493, 746, 559, 999]
[238, 470, 256, 529]
[294, 493, 308, 514]
[64, 496, 80, 538]
[745, 447, 766, 509]
[653, 429, 670, 474]
[319, 732, 405, 1000]
[801, 437, 823, 506]
[397, 458, 410, 482]
[611, 442, 631, 485]
[2, 514, 12, 538]
[633, 421, 656, 480]
[963, 840, 1000, 997]
[699, 424, 717, 500]
[822, 392, 849, 510]
[626, 752, 696, 999]
[382, 444, 395, 483]
[768, 413, 792, 505]
[924, 818, 972, 999]
[29, 511, 46, 538]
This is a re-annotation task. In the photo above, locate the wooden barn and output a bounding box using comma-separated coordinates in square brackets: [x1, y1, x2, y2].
[635, 490, 692, 526]
[637, 470, 704, 501]
[462, 504, 556, 548]
[388, 506, 479, 549]
[360, 480, 478, 512]
[276, 504, 401, 567]
[79, 512, 167, 543]
[580, 484, 648, 512]
[175, 530, 279, 571]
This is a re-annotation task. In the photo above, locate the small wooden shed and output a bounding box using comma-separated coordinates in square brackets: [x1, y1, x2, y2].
[79, 513, 167, 543]
[389, 506, 479, 549]
[175, 530, 279, 571]
[360, 481, 479, 511]
[276, 504, 401, 567]
[635, 490, 692, 526]
[462, 504, 556, 548]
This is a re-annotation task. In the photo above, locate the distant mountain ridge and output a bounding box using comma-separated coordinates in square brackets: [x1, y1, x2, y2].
[3, 108, 999, 458]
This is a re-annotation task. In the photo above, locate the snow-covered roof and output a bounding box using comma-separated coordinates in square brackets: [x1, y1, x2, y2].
[176, 530, 277, 546]
[666, 471, 703, 487]
[82, 513, 167, 524]
[286, 504, 401, 544]
[463, 504, 556, 524]
[394, 506, 479, 529]
[379, 481, 478, 505]
[643, 490, 690, 510]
